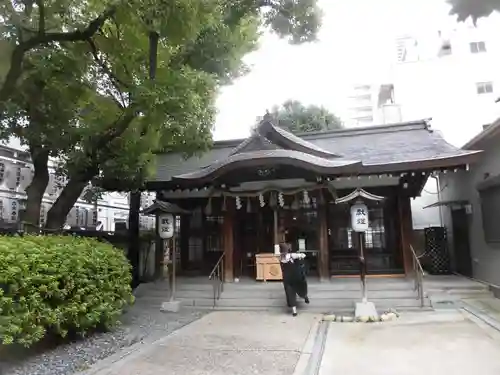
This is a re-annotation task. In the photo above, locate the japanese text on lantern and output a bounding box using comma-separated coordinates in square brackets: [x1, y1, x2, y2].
[350, 203, 369, 232]
[158, 213, 174, 239]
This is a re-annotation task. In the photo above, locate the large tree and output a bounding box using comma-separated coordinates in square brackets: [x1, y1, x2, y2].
[448, 0, 499, 22]
[0, 0, 323, 229]
[259, 99, 343, 134]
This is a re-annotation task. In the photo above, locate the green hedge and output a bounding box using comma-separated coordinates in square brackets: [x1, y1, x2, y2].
[0, 235, 134, 347]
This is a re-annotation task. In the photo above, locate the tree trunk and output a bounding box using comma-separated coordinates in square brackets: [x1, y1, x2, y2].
[22, 148, 49, 232]
[129, 191, 141, 288]
[45, 170, 96, 230]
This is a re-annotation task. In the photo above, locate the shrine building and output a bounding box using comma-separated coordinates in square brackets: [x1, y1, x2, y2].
[146, 118, 480, 282]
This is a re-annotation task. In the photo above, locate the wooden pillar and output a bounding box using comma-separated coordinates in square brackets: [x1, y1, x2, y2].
[222, 209, 234, 282]
[273, 209, 279, 245]
[398, 193, 413, 275]
[318, 204, 329, 281]
[154, 214, 163, 279]
[179, 215, 190, 272]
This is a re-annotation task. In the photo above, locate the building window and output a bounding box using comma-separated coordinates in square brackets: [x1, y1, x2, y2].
[480, 186, 500, 243]
[477, 82, 494, 95]
[439, 41, 452, 56]
[15, 167, 21, 187]
[40, 204, 46, 226]
[11, 200, 18, 222]
[0, 163, 5, 183]
[470, 41, 487, 54]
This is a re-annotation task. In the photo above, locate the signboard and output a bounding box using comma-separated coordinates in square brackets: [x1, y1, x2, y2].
[274, 244, 280, 255]
[350, 203, 369, 232]
[158, 213, 174, 239]
[298, 239, 306, 251]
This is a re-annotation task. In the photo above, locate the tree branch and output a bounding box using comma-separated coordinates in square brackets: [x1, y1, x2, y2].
[35, 7, 117, 45]
[35, 0, 45, 35]
[86, 37, 130, 91]
[0, 6, 117, 108]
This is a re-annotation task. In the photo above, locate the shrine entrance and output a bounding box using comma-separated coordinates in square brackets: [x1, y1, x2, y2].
[327, 187, 405, 276]
[233, 206, 274, 279]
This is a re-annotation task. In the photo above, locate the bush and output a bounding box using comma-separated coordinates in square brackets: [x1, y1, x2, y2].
[0, 235, 134, 347]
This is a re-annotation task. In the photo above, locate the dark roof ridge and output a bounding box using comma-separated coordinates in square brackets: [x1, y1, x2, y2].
[210, 118, 433, 148]
[299, 119, 432, 140]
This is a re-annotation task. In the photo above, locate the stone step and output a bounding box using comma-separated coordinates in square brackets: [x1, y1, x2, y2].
[180, 298, 431, 311]
[223, 289, 418, 299]
[176, 296, 429, 308]
[136, 288, 419, 300]
[138, 279, 418, 292]
[426, 287, 491, 295]
[223, 281, 415, 292]
[188, 305, 435, 313]
[428, 292, 494, 302]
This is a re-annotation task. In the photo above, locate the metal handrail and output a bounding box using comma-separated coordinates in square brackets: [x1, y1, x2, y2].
[208, 252, 225, 307]
[409, 244, 425, 307]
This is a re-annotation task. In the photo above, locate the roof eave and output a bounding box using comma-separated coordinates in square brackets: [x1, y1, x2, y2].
[462, 116, 500, 149]
[360, 151, 482, 174]
[141, 200, 190, 215]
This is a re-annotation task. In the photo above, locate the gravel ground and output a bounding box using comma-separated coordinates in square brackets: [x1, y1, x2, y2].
[0, 284, 208, 375]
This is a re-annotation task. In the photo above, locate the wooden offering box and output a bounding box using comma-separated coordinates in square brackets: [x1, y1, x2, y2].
[255, 253, 282, 281]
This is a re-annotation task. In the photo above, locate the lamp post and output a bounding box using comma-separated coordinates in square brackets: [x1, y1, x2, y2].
[336, 188, 384, 320]
[142, 200, 190, 312]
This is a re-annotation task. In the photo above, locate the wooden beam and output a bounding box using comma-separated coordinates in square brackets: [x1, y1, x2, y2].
[398, 193, 413, 274]
[318, 204, 329, 281]
[222, 209, 234, 282]
[179, 214, 190, 272]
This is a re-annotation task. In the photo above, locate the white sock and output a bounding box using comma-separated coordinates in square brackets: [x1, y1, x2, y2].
[292, 306, 297, 314]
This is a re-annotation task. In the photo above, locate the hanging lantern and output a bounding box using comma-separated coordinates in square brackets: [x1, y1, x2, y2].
[235, 196, 242, 210]
[246, 197, 252, 213]
[318, 190, 325, 206]
[278, 192, 284, 207]
[303, 190, 310, 205]
[269, 192, 277, 208]
[259, 193, 265, 207]
[222, 195, 227, 212]
[204, 197, 212, 216]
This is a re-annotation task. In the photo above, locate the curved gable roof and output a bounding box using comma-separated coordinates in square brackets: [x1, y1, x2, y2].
[151, 119, 481, 184]
[172, 149, 361, 183]
[257, 119, 341, 158]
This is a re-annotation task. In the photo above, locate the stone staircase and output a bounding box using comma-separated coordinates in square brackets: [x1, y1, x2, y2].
[133, 275, 494, 314]
[423, 275, 495, 308]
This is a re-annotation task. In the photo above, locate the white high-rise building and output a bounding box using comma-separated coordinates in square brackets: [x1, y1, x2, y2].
[389, 19, 500, 147]
[343, 14, 500, 229]
[347, 83, 402, 126]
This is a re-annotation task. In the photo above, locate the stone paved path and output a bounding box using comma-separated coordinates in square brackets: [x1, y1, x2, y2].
[78, 311, 321, 375]
[319, 310, 500, 375]
[77, 302, 500, 375]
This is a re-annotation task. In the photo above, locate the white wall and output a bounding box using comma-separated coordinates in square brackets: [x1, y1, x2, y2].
[385, 18, 500, 229]
[440, 140, 500, 286]
[391, 18, 500, 147]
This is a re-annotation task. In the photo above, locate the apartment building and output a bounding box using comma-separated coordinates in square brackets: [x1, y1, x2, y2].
[343, 14, 500, 229]
[0, 144, 155, 231]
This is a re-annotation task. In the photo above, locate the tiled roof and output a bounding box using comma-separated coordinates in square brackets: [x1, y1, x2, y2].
[173, 149, 361, 182]
[151, 119, 481, 184]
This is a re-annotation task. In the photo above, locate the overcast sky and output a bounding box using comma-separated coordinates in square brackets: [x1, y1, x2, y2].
[212, 0, 460, 140]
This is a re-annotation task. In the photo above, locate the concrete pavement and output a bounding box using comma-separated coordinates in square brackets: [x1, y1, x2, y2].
[79, 311, 322, 375]
[319, 310, 500, 375]
[78, 301, 500, 375]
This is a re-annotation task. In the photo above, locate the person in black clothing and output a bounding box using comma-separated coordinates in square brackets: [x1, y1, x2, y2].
[279, 242, 310, 316]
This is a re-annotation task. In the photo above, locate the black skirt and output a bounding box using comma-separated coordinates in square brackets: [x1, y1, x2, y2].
[281, 260, 308, 305]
